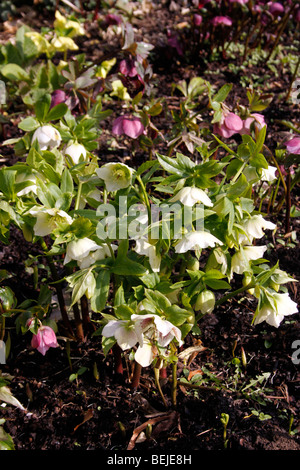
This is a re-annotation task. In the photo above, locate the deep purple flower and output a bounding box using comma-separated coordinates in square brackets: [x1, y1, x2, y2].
[112, 115, 144, 139]
[50, 90, 67, 109]
[105, 14, 122, 26]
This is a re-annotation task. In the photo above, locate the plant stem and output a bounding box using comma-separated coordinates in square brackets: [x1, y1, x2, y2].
[74, 181, 83, 211]
[136, 174, 151, 222]
[285, 168, 291, 234]
[154, 367, 168, 408]
[215, 282, 256, 307]
[171, 362, 177, 408]
[73, 302, 84, 342]
[131, 361, 142, 389]
[112, 344, 124, 375]
[39, 239, 74, 337]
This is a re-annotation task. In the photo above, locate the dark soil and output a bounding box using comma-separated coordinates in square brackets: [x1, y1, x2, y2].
[0, 1, 299, 453]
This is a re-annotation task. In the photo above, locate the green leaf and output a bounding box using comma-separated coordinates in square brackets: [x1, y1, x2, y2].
[34, 94, 51, 122]
[90, 269, 110, 312]
[0, 168, 16, 201]
[213, 83, 233, 103]
[1, 63, 30, 81]
[61, 168, 74, 194]
[45, 103, 68, 122]
[18, 116, 39, 132]
[111, 256, 148, 277]
[164, 305, 192, 326]
[205, 279, 231, 290]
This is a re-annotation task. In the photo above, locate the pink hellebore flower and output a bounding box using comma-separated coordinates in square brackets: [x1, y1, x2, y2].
[268, 2, 285, 16]
[211, 16, 233, 27]
[286, 137, 300, 155]
[229, 0, 248, 4]
[112, 115, 145, 139]
[241, 113, 266, 135]
[194, 14, 203, 26]
[214, 112, 243, 138]
[119, 58, 137, 78]
[31, 326, 58, 356]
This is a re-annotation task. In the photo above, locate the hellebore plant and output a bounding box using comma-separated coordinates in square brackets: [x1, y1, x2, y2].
[0, 10, 299, 409]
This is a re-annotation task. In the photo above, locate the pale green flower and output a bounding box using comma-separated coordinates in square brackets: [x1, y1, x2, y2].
[29, 207, 73, 236]
[65, 143, 87, 165]
[96, 162, 133, 192]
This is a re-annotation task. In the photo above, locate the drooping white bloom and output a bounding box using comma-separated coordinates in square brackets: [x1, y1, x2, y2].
[32, 125, 61, 151]
[231, 245, 267, 275]
[132, 314, 183, 348]
[134, 239, 161, 272]
[132, 313, 183, 367]
[29, 207, 73, 236]
[169, 187, 213, 207]
[175, 230, 223, 253]
[134, 340, 156, 368]
[254, 292, 298, 328]
[64, 237, 100, 265]
[261, 165, 277, 183]
[102, 319, 143, 351]
[239, 214, 276, 244]
[78, 243, 117, 269]
[96, 162, 133, 192]
[65, 143, 87, 165]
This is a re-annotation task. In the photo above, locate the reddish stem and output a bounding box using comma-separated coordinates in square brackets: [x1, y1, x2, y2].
[112, 344, 124, 375]
[131, 362, 142, 390]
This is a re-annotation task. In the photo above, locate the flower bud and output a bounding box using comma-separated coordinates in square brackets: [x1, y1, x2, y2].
[187, 257, 200, 271]
[195, 290, 215, 314]
[65, 143, 87, 165]
[32, 125, 61, 151]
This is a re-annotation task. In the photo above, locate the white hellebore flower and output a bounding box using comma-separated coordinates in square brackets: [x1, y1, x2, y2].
[169, 187, 213, 207]
[102, 319, 143, 351]
[29, 207, 73, 236]
[132, 314, 183, 367]
[231, 245, 267, 275]
[96, 162, 133, 192]
[134, 239, 161, 272]
[175, 230, 223, 253]
[65, 143, 87, 165]
[78, 243, 117, 269]
[32, 125, 61, 151]
[64, 237, 100, 265]
[261, 165, 277, 183]
[254, 292, 298, 328]
[239, 214, 276, 244]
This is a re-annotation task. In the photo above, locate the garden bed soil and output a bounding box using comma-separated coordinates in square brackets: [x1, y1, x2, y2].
[0, 1, 300, 453]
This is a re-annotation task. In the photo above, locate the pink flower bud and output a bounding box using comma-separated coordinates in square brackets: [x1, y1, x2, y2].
[268, 2, 285, 16]
[286, 137, 300, 155]
[112, 115, 144, 139]
[31, 326, 58, 356]
[194, 14, 203, 26]
[211, 16, 233, 27]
